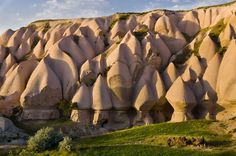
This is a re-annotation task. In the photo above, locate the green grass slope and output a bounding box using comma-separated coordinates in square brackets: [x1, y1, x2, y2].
[5, 120, 235, 156]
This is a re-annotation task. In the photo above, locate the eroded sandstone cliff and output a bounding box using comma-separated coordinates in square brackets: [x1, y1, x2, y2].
[0, 1, 236, 130]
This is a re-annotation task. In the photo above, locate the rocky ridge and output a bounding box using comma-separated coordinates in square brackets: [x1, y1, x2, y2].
[0, 1, 236, 130]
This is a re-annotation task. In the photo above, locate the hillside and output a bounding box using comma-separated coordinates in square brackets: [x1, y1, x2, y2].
[0, 1, 236, 131]
[2, 119, 236, 155]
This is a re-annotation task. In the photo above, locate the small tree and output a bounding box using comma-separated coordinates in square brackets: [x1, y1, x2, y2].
[59, 136, 73, 152]
[27, 127, 63, 152]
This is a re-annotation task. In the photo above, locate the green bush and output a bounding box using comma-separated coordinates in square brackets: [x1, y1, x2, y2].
[42, 22, 51, 34]
[173, 45, 193, 65]
[109, 13, 130, 30]
[18, 149, 36, 156]
[209, 19, 226, 47]
[59, 136, 73, 152]
[133, 25, 149, 42]
[192, 27, 209, 56]
[57, 100, 73, 117]
[27, 127, 63, 152]
[218, 46, 227, 55]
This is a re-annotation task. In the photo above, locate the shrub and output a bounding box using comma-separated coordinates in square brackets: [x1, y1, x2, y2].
[209, 19, 226, 47]
[27, 127, 63, 152]
[19, 149, 36, 156]
[59, 136, 73, 152]
[133, 25, 149, 42]
[57, 100, 73, 117]
[42, 22, 51, 34]
[218, 46, 227, 55]
[192, 27, 209, 56]
[173, 45, 193, 65]
[109, 13, 130, 30]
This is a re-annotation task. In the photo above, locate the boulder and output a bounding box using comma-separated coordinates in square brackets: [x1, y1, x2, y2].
[70, 109, 91, 125]
[0, 117, 28, 145]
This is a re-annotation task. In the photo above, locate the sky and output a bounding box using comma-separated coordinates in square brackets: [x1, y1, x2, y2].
[0, 0, 233, 34]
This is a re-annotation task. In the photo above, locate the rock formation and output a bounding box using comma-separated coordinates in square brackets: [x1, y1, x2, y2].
[0, 117, 28, 145]
[0, 1, 236, 131]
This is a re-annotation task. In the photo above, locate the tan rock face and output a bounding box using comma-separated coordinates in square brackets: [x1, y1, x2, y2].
[199, 35, 217, 63]
[0, 54, 16, 79]
[0, 29, 14, 45]
[216, 40, 236, 120]
[107, 61, 132, 110]
[0, 2, 236, 128]
[0, 60, 38, 97]
[20, 59, 62, 120]
[154, 15, 187, 53]
[31, 40, 46, 59]
[7, 28, 26, 53]
[45, 44, 78, 100]
[178, 11, 200, 37]
[92, 75, 112, 111]
[72, 83, 92, 110]
[0, 46, 7, 64]
[166, 77, 197, 122]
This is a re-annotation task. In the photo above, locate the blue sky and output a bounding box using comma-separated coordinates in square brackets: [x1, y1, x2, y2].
[0, 0, 233, 33]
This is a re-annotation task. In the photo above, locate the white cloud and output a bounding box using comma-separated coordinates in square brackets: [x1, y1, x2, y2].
[144, 0, 233, 11]
[35, 0, 109, 19]
[171, 0, 181, 3]
[32, 3, 38, 8]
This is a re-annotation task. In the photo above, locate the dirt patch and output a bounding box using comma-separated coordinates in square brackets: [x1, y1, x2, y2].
[167, 136, 207, 147]
[210, 119, 236, 139]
